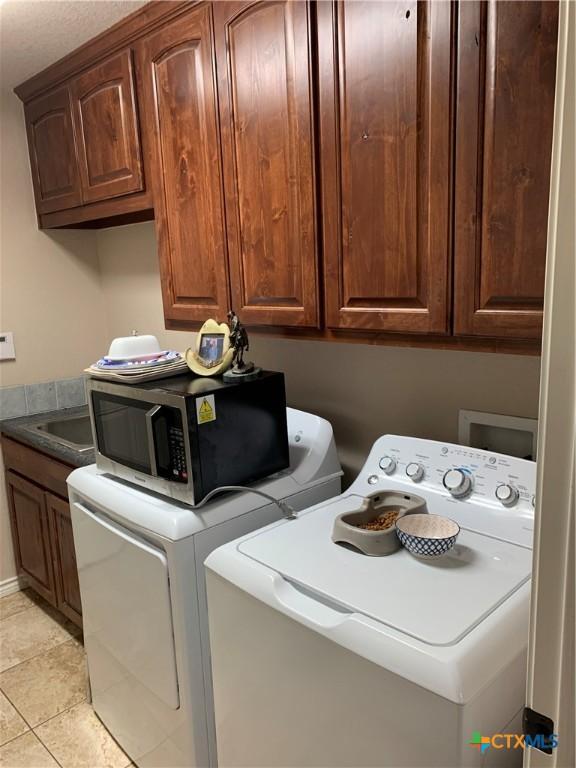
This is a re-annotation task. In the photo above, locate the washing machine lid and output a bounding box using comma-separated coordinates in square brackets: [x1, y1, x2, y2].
[237, 496, 532, 646]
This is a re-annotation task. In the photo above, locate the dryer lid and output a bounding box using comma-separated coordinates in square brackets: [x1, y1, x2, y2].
[237, 496, 532, 646]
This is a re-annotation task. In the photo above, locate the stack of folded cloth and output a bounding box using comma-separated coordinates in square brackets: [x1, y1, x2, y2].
[85, 349, 189, 383]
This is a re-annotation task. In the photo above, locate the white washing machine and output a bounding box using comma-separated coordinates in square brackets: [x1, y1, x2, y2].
[206, 435, 536, 768]
[67, 408, 342, 768]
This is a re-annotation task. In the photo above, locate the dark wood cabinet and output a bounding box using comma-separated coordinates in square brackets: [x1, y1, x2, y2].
[454, 0, 559, 340]
[47, 493, 82, 626]
[137, 4, 230, 324]
[15, 0, 559, 352]
[213, 0, 320, 328]
[2, 438, 82, 628]
[24, 87, 82, 214]
[21, 49, 151, 227]
[71, 49, 144, 203]
[5, 471, 56, 604]
[318, 0, 452, 334]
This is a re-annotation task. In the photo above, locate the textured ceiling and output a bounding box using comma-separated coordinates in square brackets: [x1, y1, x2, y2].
[0, 0, 148, 92]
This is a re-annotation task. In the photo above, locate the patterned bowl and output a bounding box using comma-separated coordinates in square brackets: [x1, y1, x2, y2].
[395, 513, 460, 558]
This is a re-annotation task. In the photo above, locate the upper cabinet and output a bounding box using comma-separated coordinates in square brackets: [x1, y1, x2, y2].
[21, 47, 151, 228]
[454, 0, 559, 340]
[71, 50, 144, 203]
[318, 0, 452, 334]
[15, 0, 559, 351]
[213, 0, 319, 328]
[137, 4, 230, 324]
[24, 87, 82, 214]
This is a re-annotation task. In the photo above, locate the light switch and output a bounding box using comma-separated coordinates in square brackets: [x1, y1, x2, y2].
[0, 332, 16, 360]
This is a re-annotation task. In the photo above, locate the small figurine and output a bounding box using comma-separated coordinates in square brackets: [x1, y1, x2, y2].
[224, 310, 261, 380]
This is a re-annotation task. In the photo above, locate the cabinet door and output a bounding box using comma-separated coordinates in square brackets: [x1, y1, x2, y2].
[24, 87, 82, 214]
[5, 472, 56, 605]
[47, 493, 82, 628]
[138, 5, 230, 323]
[71, 49, 144, 203]
[454, 1, 559, 339]
[214, 1, 320, 328]
[318, 1, 452, 333]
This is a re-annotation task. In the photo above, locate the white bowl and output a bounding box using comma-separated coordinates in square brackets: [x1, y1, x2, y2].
[107, 334, 162, 361]
[395, 513, 460, 557]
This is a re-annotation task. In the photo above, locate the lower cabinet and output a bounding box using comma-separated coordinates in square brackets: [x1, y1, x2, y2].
[5, 472, 56, 604]
[5, 464, 82, 628]
[47, 493, 82, 626]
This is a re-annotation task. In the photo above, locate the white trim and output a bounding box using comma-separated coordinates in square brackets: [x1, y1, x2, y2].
[0, 575, 27, 599]
[525, 2, 575, 766]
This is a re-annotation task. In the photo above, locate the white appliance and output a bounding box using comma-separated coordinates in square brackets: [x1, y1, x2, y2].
[206, 436, 536, 768]
[67, 408, 342, 768]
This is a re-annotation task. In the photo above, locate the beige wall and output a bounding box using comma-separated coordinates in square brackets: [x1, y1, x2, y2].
[97, 223, 542, 481]
[0, 92, 108, 581]
[0, 93, 109, 389]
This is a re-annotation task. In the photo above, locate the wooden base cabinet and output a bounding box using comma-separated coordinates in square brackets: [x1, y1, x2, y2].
[5, 472, 57, 605]
[3, 439, 82, 628]
[47, 493, 83, 626]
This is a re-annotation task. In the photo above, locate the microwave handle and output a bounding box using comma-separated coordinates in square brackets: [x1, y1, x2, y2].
[145, 405, 162, 477]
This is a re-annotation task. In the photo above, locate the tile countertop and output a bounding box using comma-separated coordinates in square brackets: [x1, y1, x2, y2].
[0, 406, 95, 468]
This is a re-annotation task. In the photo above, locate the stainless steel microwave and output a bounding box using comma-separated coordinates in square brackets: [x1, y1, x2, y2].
[87, 372, 289, 505]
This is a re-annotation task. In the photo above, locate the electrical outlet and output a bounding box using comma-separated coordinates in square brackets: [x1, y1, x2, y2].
[0, 332, 16, 360]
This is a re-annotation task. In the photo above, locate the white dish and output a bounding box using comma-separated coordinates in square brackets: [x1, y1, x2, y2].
[107, 334, 162, 361]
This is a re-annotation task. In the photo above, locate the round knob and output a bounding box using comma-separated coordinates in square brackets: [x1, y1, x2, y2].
[379, 456, 397, 475]
[443, 468, 473, 498]
[406, 462, 424, 482]
[496, 484, 519, 507]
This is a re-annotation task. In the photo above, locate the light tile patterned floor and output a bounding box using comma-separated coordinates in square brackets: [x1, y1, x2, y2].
[0, 589, 132, 768]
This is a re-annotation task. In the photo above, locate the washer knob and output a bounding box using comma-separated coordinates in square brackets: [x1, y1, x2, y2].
[379, 456, 397, 475]
[443, 468, 473, 498]
[496, 483, 519, 507]
[406, 462, 425, 482]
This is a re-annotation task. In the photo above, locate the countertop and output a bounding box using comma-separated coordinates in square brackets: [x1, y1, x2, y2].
[0, 405, 95, 468]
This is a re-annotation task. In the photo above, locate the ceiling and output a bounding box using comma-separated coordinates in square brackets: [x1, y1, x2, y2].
[0, 0, 148, 93]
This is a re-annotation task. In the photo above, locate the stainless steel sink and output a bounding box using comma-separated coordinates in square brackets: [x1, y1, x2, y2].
[28, 414, 93, 452]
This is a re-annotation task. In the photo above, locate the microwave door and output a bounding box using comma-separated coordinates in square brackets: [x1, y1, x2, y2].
[91, 392, 154, 476]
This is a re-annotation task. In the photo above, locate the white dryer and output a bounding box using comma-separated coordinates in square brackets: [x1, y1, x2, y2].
[205, 436, 536, 768]
[67, 408, 342, 768]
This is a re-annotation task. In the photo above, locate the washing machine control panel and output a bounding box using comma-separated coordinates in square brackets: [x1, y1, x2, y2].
[352, 436, 537, 545]
[367, 439, 535, 505]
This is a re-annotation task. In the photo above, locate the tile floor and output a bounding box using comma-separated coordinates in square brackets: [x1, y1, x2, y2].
[0, 589, 132, 768]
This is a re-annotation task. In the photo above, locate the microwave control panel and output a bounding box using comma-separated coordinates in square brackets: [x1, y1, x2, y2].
[168, 426, 188, 482]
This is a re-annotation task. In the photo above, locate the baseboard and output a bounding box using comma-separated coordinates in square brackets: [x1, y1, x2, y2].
[0, 575, 27, 598]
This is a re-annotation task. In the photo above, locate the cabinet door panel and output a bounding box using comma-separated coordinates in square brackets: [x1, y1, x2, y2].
[214, 0, 319, 327]
[72, 49, 143, 203]
[454, 1, 559, 339]
[47, 493, 82, 628]
[5, 472, 56, 605]
[138, 5, 230, 322]
[24, 87, 82, 214]
[319, 1, 452, 333]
